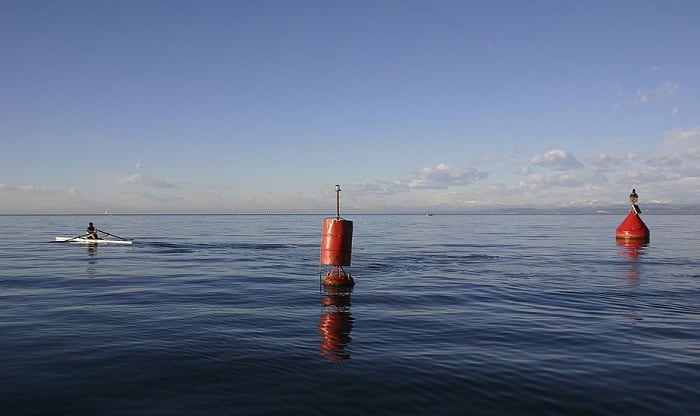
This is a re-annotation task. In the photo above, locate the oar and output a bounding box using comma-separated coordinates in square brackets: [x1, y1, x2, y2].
[96, 229, 130, 241]
[61, 233, 90, 242]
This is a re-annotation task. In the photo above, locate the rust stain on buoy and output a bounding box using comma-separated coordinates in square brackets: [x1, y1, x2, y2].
[320, 185, 354, 287]
[616, 188, 650, 241]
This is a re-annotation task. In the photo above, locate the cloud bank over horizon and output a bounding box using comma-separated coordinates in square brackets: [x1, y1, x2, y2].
[3, 126, 699, 214]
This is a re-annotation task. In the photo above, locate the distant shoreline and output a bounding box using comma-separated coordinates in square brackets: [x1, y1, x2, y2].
[2, 207, 700, 216]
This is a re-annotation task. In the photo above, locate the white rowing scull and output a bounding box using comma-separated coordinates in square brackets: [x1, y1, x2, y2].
[55, 237, 133, 245]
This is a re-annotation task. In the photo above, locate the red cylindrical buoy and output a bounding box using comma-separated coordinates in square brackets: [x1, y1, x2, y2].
[320, 185, 354, 287]
[616, 188, 650, 241]
[320, 218, 353, 266]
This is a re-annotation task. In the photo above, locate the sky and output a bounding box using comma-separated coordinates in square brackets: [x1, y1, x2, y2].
[2, 0, 699, 214]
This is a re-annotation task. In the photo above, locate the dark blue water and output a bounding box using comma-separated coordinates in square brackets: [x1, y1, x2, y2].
[1, 214, 699, 415]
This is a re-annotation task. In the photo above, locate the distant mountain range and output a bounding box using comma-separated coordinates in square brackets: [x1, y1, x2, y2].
[426, 203, 700, 215]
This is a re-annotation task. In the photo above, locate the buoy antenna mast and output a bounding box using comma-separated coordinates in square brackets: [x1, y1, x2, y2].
[335, 184, 341, 219]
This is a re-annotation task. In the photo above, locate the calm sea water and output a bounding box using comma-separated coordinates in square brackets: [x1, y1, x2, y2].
[1, 214, 698, 415]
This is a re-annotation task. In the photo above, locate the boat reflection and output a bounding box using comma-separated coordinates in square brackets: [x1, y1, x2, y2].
[86, 243, 98, 275]
[319, 285, 354, 366]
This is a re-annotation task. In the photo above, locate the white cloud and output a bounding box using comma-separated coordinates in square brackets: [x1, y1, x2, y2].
[588, 152, 639, 171]
[647, 128, 700, 178]
[517, 171, 584, 191]
[530, 149, 583, 170]
[113, 173, 177, 188]
[637, 89, 650, 104]
[120, 191, 185, 205]
[664, 127, 700, 148]
[0, 183, 88, 199]
[635, 82, 679, 105]
[648, 155, 683, 169]
[615, 81, 681, 109]
[408, 163, 488, 189]
[0, 183, 52, 195]
[0, 183, 93, 213]
[347, 180, 407, 195]
[656, 81, 680, 98]
[646, 155, 700, 178]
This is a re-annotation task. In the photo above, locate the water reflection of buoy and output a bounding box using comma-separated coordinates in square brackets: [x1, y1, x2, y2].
[616, 239, 646, 321]
[319, 286, 354, 364]
[320, 185, 354, 287]
[616, 238, 648, 260]
[616, 188, 650, 241]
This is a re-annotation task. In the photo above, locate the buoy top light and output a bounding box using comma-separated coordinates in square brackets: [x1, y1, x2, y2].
[629, 188, 639, 204]
[629, 188, 641, 214]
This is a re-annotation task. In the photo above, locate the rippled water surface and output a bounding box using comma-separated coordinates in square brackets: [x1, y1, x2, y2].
[1, 214, 699, 415]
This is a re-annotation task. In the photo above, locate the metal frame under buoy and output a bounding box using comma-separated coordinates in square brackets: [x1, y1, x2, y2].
[320, 185, 354, 287]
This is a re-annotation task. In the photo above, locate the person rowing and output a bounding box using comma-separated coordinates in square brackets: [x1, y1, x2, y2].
[86, 222, 99, 240]
[55, 224, 132, 244]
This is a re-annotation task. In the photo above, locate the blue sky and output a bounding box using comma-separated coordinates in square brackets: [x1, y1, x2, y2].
[2, 0, 699, 213]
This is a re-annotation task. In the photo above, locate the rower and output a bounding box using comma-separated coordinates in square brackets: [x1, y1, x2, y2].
[86, 222, 99, 239]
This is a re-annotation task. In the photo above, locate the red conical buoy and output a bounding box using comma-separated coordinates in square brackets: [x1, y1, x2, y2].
[616, 188, 650, 241]
[320, 185, 354, 287]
